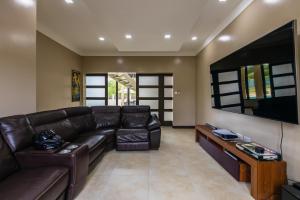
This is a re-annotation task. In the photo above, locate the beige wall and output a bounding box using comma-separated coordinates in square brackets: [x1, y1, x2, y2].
[196, 0, 300, 181]
[0, 0, 36, 117]
[83, 56, 196, 126]
[37, 32, 82, 111]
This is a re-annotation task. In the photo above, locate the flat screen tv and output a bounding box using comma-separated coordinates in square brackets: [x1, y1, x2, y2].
[210, 20, 299, 124]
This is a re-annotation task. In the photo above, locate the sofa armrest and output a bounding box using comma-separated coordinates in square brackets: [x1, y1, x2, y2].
[147, 114, 161, 131]
[149, 128, 161, 150]
[15, 145, 89, 200]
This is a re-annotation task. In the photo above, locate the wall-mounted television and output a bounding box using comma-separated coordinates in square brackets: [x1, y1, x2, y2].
[210, 20, 299, 124]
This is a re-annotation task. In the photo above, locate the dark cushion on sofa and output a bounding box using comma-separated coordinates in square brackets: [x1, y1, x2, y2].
[92, 106, 121, 129]
[116, 129, 149, 143]
[0, 136, 19, 181]
[73, 135, 106, 164]
[65, 107, 95, 133]
[0, 166, 69, 200]
[82, 129, 115, 144]
[27, 110, 77, 141]
[0, 115, 33, 152]
[121, 106, 150, 129]
[73, 135, 106, 151]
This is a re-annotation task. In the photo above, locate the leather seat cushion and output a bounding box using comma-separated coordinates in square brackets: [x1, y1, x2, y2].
[64, 107, 95, 133]
[0, 167, 69, 200]
[73, 135, 106, 164]
[121, 113, 150, 129]
[81, 129, 115, 144]
[73, 135, 106, 152]
[121, 106, 151, 129]
[116, 129, 149, 143]
[92, 106, 121, 129]
[27, 110, 78, 141]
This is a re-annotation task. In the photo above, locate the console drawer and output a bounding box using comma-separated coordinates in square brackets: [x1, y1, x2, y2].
[199, 135, 250, 182]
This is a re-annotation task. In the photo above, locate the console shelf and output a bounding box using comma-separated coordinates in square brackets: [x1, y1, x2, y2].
[195, 125, 287, 200]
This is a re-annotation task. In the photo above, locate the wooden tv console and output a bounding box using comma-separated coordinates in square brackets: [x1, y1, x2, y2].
[195, 125, 287, 200]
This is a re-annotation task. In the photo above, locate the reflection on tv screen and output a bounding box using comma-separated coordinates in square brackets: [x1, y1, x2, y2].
[210, 21, 298, 124]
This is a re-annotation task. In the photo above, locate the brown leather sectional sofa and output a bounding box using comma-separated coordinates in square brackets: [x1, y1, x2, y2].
[0, 106, 161, 200]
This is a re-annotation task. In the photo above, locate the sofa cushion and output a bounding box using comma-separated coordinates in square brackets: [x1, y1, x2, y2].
[83, 129, 115, 144]
[121, 106, 150, 129]
[0, 115, 33, 152]
[116, 129, 149, 143]
[0, 167, 69, 200]
[0, 136, 19, 181]
[92, 106, 121, 129]
[73, 135, 106, 164]
[27, 110, 77, 141]
[73, 135, 106, 152]
[65, 107, 95, 133]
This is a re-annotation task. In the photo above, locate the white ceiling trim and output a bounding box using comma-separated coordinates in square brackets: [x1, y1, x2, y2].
[196, 0, 254, 55]
[37, 22, 83, 55]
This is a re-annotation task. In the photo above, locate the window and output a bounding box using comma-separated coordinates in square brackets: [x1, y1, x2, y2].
[263, 64, 272, 98]
[247, 66, 257, 99]
[85, 74, 107, 106]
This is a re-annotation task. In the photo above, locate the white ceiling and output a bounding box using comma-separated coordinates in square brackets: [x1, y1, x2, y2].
[37, 0, 253, 56]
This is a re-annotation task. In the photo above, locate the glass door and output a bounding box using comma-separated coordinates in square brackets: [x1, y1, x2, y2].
[108, 73, 136, 106]
[136, 74, 173, 126]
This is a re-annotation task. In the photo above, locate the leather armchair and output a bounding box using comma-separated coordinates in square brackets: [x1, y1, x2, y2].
[116, 106, 161, 151]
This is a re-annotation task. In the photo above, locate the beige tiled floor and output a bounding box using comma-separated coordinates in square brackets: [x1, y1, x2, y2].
[76, 127, 253, 200]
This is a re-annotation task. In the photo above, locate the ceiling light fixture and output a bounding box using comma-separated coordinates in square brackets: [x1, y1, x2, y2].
[263, 0, 280, 4]
[218, 0, 227, 3]
[164, 34, 172, 39]
[98, 37, 105, 41]
[65, 0, 74, 4]
[218, 35, 231, 42]
[191, 36, 198, 41]
[15, 0, 34, 7]
[125, 34, 132, 39]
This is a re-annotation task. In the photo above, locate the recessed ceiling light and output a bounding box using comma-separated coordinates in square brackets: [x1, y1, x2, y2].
[263, 0, 280, 4]
[65, 0, 74, 4]
[164, 34, 172, 39]
[191, 36, 198, 41]
[98, 37, 105, 41]
[218, 35, 231, 42]
[15, 0, 34, 7]
[125, 34, 132, 39]
[117, 58, 124, 64]
[218, 0, 227, 3]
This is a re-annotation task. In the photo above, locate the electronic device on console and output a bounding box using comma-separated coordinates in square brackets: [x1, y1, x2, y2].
[204, 123, 218, 130]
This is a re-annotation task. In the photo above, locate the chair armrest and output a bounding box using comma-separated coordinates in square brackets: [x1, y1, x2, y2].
[149, 128, 161, 150]
[147, 114, 161, 131]
[15, 145, 89, 199]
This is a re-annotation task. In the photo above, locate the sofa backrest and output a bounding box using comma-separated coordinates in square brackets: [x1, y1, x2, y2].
[27, 109, 77, 141]
[64, 107, 95, 133]
[0, 135, 19, 181]
[0, 115, 34, 152]
[121, 106, 150, 129]
[92, 106, 121, 129]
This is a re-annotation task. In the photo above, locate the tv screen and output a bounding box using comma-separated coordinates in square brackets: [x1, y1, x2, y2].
[210, 20, 299, 124]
